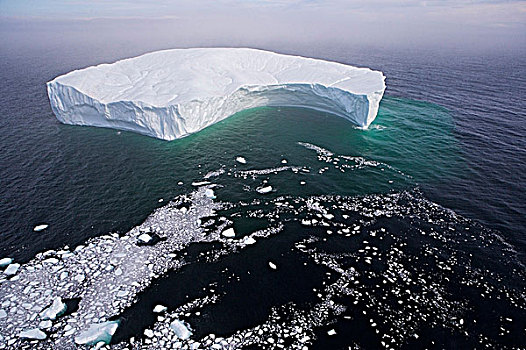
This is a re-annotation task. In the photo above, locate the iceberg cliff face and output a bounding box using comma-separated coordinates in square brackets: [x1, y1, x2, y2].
[47, 48, 386, 140]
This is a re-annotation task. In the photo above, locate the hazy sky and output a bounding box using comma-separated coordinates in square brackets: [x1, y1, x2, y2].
[1, 0, 525, 51]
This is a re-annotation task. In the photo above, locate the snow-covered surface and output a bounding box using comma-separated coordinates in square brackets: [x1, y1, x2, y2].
[47, 48, 386, 140]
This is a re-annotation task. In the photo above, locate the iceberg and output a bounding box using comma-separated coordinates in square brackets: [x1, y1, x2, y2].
[169, 320, 192, 340]
[40, 296, 67, 321]
[18, 328, 47, 340]
[47, 48, 386, 141]
[74, 320, 120, 345]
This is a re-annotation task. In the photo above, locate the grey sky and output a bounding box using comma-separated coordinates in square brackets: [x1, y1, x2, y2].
[1, 0, 524, 51]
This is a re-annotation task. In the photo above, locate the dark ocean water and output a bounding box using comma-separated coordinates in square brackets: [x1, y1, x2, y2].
[0, 42, 525, 349]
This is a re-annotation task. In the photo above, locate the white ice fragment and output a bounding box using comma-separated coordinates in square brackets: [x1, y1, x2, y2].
[243, 237, 256, 245]
[192, 181, 210, 187]
[144, 329, 154, 338]
[33, 224, 49, 232]
[19, 328, 47, 340]
[153, 305, 167, 313]
[0, 258, 12, 268]
[40, 297, 67, 320]
[268, 262, 277, 270]
[39, 320, 52, 329]
[170, 320, 192, 340]
[327, 329, 337, 336]
[236, 157, 247, 164]
[257, 186, 273, 194]
[74, 320, 119, 345]
[4, 263, 20, 276]
[47, 48, 386, 141]
[138, 234, 152, 244]
[0, 309, 6, 318]
[205, 189, 216, 199]
[222, 228, 235, 238]
[281, 159, 288, 164]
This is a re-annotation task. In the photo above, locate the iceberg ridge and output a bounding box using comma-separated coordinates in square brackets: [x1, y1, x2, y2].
[47, 48, 386, 140]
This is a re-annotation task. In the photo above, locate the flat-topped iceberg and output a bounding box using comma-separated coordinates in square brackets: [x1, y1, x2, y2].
[47, 48, 385, 140]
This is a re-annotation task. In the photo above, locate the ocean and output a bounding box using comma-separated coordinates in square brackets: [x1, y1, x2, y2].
[0, 42, 524, 349]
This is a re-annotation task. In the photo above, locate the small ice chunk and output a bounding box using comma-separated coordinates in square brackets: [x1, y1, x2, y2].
[243, 237, 256, 245]
[34, 224, 49, 232]
[0, 258, 13, 268]
[281, 159, 288, 164]
[205, 189, 216, 199]
[138, 233, 152, 244]
[170, 320, 192, 340]
[257, 186, 273, 194]
[19, 328, 47, 340]
[327, 329, 337, 336]
[74, 320, 120, 345]
[268, 261, 277, 270]
[144, 329, 154, 338]
[153, 305, 167, 313]
[40, 297, 67, 320]
[158, 198, 164, 203]
[39, 320, 53, 329]
[222, 228, 235, 238]
[0, 309, 7, 318]
[192, 181, 210, 187]
[236, 156, 247, 164]
[4, 263, 20, 276]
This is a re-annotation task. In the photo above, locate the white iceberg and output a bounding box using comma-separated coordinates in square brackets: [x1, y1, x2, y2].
[18, 328, 47, 340]
[222, 228, 236, 238]
[33, 224, 48, 232]
[169, 320, 192, 340]
[257, 186, 273, 194]
[74, 320, 120, 345]
[47, 48, 385, 141]
[0, 258, 12, 268]
[40, 296, 67, 320]
[4, 263, 20, 276]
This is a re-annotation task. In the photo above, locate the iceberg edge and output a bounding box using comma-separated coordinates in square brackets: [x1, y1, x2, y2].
[47, 48, 385, 141]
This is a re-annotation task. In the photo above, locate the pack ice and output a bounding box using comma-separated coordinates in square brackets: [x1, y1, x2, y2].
[47, 48, 386, 140]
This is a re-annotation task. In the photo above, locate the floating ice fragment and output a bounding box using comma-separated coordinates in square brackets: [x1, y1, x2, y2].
[39, 320, 52, 329]
[222, 228, 235, 238]
[33, 224, 48, 232]
[40, 296, 67, 320]
[153, 305, 167, 313]
[19, 328, 46, 340]
[269, 262, 277, 270]
[327, 329, 337, 336]
[4, 263, 20, 276]
[74, 320, 120, 345]
[236, 157, 247, 164]
[243, 237, 256, 245]
[170, 320, 192, 340]
[0, 309, 6, 318]
[205, 189, 216, 199]
[281, 159, 288, 164]
[192, 181, 210, 187]
[0, 258, 12, 268]
[138, 233, 152, 244]
[257, 186, 273, 194]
